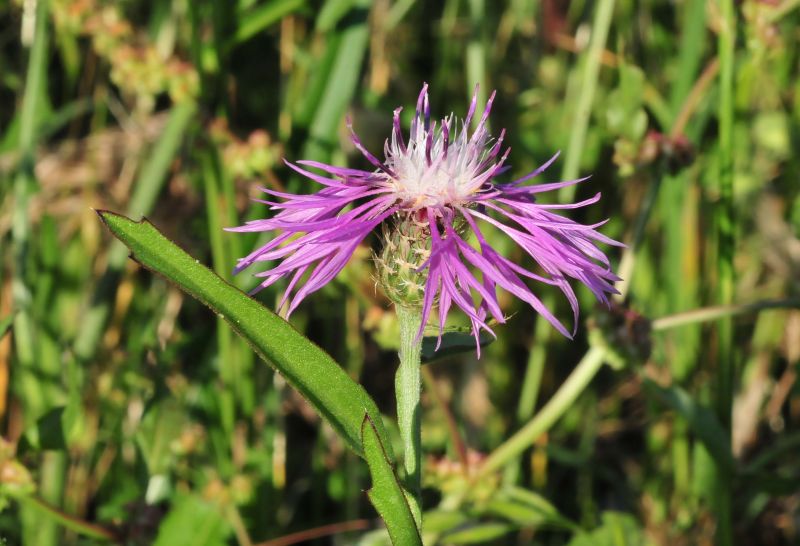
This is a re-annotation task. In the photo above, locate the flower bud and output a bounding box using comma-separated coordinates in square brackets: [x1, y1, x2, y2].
[376, 214, 431, 307]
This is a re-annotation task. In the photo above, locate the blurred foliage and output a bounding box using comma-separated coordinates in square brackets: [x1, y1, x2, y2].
[0, 0, 799, 544]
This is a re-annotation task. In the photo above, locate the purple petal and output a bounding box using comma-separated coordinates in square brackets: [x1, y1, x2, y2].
[346, 118, 396, 177]
[506, 151, 561, 186]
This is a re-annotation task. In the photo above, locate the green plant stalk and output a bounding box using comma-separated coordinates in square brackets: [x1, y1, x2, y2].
[504, 314, 549, 485]
[673, 418, 691, 497]
[13, 0, 49, 399]
[716, 0, 736, 434]
[558, 0, 616, 203]
[211, 151, 256, 417]
[661, 176, 697, 509]
[515, 319, 547, 422]
[301, 19, 368, 164]
[664, 1, 707, 508]
[395, 304, 423, 529]
[715, 0, 736, 543]
[479, 346, 607, 479]
[668, 0, 708, 117]
[434, 0, 461, 93]
[466, 0, 487, 121]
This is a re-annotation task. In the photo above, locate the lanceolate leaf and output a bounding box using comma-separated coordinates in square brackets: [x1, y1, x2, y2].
[361, 415, 422, 545]
[97, 211, 392, 460]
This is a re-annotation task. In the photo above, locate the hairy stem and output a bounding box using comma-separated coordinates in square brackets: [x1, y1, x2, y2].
[395, 304, 423, 529]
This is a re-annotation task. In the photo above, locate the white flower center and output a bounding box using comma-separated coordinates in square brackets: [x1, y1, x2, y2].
[385, 116, 498, 210]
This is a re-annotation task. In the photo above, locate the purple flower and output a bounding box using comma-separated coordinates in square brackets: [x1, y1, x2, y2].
[228, 84, 621, 351]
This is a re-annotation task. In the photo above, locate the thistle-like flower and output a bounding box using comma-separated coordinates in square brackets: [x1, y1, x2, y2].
[229, 84, 621, 351]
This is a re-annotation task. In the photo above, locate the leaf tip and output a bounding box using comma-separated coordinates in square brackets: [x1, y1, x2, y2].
[95, 210, 158, 240]
[360, 412, 375, 441]
[95, 209, 135, 232]
[94, 208, 116, 225]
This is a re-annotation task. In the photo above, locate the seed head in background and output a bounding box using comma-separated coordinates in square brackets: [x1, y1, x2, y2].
[228, 84, 622, 353]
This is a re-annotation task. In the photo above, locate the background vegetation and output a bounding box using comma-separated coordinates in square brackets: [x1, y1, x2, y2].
[1, 0, 798, 544]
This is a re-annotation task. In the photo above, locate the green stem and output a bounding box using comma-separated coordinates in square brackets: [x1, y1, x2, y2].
[13, 0, 49, 391]
[478, 346, 607, 479]
[716, 0, 736, 432]
[504, 315, 550, 485]
[466, 0, 487, 124]
[395, 305, 423, 529]
[715, 0, 736, 543]
[558, 0, 616, 202]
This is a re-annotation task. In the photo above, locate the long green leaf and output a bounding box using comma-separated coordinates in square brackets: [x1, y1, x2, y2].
[96, 211, 392, 460]
[230, 0, 306, 48]
[361, 415, 422, 545]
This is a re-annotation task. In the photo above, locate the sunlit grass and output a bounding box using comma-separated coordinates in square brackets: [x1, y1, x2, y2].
[1, 1, 798, 544]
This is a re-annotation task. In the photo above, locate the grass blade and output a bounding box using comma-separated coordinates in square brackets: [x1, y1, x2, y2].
[714, 1, 736, 542]
[229, 0, 306, 48]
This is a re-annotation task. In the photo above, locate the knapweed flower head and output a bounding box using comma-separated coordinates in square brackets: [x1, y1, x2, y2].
[229, 84, 621, 353]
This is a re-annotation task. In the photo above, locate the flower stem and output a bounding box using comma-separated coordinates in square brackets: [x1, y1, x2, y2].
[395, 304, 423, 529]
[476, 345, 607, 479]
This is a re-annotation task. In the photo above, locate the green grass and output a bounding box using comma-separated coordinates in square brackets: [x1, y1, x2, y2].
[1, 0, 799, 544]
